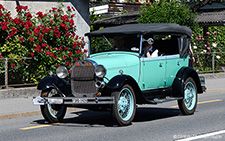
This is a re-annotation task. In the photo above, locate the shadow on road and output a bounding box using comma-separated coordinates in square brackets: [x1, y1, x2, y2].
[33, 107, 181, 127]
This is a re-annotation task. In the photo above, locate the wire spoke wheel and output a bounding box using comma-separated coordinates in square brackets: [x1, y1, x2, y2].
[184, 82, 196, 110]
[178, 77, 197, 115]
[40, 89, 67, 123]
[117, 88, 133, 121]
[112, 84, 136, 126]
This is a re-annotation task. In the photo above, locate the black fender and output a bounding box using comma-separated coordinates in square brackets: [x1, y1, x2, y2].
[107, 75, 138, 90]
[106, 75, 145, 104]
[172, 67, 203, 97]
[37, 76, 71, 96]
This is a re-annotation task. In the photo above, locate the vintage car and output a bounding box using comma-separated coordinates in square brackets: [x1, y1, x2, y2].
[33, 23, 205, 126]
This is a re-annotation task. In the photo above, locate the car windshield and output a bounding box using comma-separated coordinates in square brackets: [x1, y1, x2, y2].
[90, 34, 141, 54]
[89, 33, 190, 57]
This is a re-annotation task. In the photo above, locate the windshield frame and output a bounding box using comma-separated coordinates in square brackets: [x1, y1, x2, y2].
[87, 34, 142, 56]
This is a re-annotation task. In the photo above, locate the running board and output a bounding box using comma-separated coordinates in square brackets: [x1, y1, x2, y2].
[148, 96, 183, 104]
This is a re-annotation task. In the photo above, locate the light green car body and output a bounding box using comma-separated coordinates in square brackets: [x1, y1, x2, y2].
[89, 51, 189, 91]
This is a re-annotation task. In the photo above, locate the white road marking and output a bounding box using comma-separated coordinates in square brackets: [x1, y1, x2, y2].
[176, 130, 225, 141]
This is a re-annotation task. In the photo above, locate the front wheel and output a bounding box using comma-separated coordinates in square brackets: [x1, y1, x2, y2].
[40, 89, 67, 123]
[178, 77, 198, 115]
[112, 84, 136, 126]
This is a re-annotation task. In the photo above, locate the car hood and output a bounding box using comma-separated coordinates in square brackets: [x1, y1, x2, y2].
[88, 51, 140, 81]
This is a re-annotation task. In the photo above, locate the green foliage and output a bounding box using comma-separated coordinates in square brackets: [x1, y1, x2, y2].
[89, 9, 108, 53]
[137, 0, 198, 31]
[0, 4, 85, 84]
[90, 35, 113, 53]
[90, 8, 103, 31]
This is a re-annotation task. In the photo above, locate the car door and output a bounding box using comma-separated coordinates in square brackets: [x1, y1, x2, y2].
[140, 56, 166, 90]
[165, 36, 190, 87]
[165, 54, 189, 87]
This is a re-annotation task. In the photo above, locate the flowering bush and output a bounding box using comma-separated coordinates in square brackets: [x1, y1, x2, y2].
[0, 4, 85, 83]
[191, 26, 225, 72]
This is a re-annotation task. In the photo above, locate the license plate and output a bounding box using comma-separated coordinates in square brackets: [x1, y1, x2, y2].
[48, 99, 63, 104]
[73, 98, 88, 103]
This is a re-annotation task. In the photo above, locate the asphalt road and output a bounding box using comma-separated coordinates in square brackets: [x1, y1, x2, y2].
[0, 91, 225, 141]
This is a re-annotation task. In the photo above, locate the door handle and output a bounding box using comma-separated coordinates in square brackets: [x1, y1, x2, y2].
[177, 61, 180, 66]
[159, 62, 163, 67]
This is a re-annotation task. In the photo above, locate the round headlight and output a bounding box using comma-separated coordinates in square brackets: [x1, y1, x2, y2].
[95, 65, 106, 78]
[56, 66, 68, 79]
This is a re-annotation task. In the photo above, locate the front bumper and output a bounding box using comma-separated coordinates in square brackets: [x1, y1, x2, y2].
[33, 96, 115, 105]
[199, 76, 206, 92]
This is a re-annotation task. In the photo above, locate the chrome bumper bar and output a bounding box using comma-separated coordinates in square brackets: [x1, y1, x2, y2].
[199, 76, 206, 92]
[33, 96, 115, 105]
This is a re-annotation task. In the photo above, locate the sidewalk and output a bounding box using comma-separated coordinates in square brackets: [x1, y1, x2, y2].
[0, 73, 225, 120]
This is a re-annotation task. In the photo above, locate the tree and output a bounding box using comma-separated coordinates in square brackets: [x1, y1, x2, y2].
[137, 0, 199, 31]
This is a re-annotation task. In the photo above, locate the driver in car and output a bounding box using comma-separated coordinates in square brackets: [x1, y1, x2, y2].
[142, 38, 158, 57]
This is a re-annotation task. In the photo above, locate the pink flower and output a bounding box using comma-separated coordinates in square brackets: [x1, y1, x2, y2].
[29, 37, 34, 42]
[19, 37, 24, 42]
[31, 52, 34, 57]
[213, 31, 216, 34]
[68, 51, 73, 57]
[60, 23, 66, 27]
[206, 32, 209, 34]
[11, 64, 16, 68]
[207, 47, 211, 50]
[63, 56, 67, 60]
[66, 62, 71, 66]
[52, 7, 57, 11]
[0, 55, 2, 58]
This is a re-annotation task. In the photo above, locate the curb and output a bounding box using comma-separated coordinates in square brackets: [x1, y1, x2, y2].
[0, 87, 40, 99]
[0, 111, 41, 120]
[205, 88, 225, 93]
[0, 107, 82, 120]
[200, 73, 225, 79]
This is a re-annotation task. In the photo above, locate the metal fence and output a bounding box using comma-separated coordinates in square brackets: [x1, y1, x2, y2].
[193, 52, 225, 73]
[0, 57, 37, 89]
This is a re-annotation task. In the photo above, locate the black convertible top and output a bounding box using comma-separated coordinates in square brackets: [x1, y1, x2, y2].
[85, 23, 192, 37]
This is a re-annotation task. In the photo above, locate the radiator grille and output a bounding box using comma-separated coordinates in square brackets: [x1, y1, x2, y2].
[71, 60, 96, 97]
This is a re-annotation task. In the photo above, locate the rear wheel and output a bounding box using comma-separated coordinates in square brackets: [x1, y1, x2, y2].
[178, 77, 197, 115]
[112, 84, 136, 126]
[40, 89, 67, 123]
